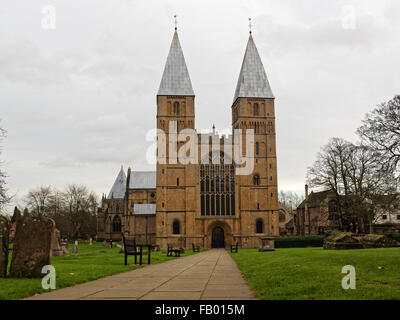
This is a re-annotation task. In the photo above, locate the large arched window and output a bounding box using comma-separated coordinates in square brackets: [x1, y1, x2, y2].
[173, 220, 180, 234]
[200, 152, 235, 217]
[253, 174, 260, 185]
[112, 215, 122, 233]
[173, 102, 180, 115]
[256, 219, 263, 233]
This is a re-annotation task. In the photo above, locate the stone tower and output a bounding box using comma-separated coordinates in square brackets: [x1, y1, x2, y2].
[232, 33, 279, 241]
[155, 29, 197, 249]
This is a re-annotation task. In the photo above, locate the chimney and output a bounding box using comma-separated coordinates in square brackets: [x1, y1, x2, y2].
[305, 184, 309, 201]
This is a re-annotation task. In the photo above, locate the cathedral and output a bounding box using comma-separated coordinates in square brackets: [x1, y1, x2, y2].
[97, 26, 279, 249]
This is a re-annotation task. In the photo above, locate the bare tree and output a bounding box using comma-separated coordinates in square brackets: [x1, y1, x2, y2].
[307, 138, 397, 232]
[0, 123, 10, 213]
[279, 190, 304, 212]
[357, 95, 400, 178]
[61, 184, 98, 239]
[25, 186, 53, 217]
[23, 184, 98, 238]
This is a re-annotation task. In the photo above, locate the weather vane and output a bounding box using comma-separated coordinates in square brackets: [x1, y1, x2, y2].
[248, 17, 252, 34]
[174, 14, 178, 31]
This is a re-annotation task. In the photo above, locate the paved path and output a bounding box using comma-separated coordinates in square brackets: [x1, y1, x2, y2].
[26, 249, 258, 300]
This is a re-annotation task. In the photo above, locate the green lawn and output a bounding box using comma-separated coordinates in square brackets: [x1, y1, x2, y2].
[229, 247, 400, 300]
[1, 242, 200, 300]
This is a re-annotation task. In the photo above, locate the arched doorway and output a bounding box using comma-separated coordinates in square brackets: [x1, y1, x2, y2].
[212, 227, 225, 248]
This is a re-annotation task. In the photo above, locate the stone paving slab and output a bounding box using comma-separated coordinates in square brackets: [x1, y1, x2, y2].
[25, 249, 258, 300]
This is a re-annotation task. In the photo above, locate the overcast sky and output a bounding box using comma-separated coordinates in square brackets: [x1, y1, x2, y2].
[1, 0, 399, 210]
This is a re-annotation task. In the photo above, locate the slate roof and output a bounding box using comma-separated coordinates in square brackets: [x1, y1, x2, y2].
[297, 190, 334, 209]
[233, 34, 274, 105]
[157, 30, 194, 96]
[107, 167, 126, 199]
[133, 203, 156, 215]
[129, 171, 156, 189]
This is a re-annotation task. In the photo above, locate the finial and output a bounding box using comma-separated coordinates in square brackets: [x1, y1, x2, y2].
[174, 14, 178, 31]
[212, 124, 216, 134]
[248, 17, 252, 34]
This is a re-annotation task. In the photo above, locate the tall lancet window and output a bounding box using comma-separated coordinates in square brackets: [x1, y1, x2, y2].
[174, 102, 180, 115]
[200, 152, 235, 216]
[254, 103, 259, 116]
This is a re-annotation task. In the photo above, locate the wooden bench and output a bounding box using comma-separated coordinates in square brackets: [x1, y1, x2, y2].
[192, 243, 200, 252]
[230, 242, 239, 253]
[122, 234, 151, 265]
[167, 243, 181, 257]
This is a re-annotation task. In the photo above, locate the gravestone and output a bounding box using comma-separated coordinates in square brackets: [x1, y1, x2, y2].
[89, 237, 93, 246]
[259, 237, 275, 252]
[9, 210, 55, 278]
[0, 216, 10, 278]
[72, 240, 78, 254]
[52, 228, 64, 257]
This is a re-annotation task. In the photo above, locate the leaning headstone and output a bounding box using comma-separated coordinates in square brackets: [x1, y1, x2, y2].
[52, 228, 64, 257]
[9, 211, 55, 278]
[72, 240, 78, 254]
[0, 216, 10, 278]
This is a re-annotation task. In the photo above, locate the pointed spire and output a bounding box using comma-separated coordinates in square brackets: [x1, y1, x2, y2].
[107, 166, 127, 199]
[232, 33, 274, 105]
[158, 29, 194, 96]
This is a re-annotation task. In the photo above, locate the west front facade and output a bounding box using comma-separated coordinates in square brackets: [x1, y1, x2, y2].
[97, 27, 279, 249]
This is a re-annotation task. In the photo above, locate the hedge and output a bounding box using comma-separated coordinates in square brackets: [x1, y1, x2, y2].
[275, 236, 325, 248]
[387, 233, 400, 242]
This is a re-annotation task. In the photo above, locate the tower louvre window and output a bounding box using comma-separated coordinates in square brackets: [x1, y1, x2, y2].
[256, 142, 259, 155]
[173, 102, 180, 115]
[254, 103, 259, 116]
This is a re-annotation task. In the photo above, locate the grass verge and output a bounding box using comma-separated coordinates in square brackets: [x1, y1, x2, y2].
[229, 247, 400, 300]
[1, 242, 200, 300]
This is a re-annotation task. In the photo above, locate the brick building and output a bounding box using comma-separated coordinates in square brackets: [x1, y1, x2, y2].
[97, 28, 279, 249]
